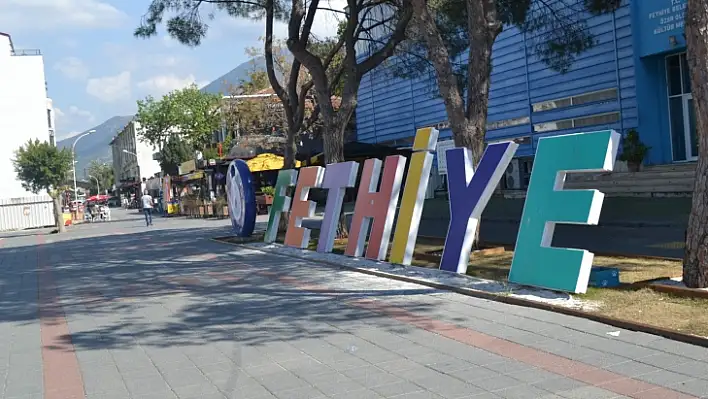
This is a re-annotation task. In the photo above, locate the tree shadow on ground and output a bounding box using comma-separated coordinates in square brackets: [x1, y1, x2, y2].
[0, 222, 441, 355]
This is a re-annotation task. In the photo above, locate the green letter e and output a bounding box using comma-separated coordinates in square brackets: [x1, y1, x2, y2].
[508, 130, 620, 294]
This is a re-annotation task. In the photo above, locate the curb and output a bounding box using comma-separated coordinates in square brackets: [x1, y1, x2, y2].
[645, 282, 708, 299]
[210, 238, 708, 349]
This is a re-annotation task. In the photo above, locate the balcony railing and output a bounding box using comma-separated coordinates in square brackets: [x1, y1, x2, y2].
[11, 49, 41, 56]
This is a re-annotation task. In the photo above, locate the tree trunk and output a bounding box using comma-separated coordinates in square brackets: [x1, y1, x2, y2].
[284, 125, 298, 169]
[320, 114, 348, 238]
[683, 0, 708, 288]
[322, 117, 346, 164]
[411, 0, 499, 250]
[51, 194, 65, 233]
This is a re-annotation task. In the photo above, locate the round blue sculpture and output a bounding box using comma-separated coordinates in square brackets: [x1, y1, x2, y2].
[226, 159, 256, 237]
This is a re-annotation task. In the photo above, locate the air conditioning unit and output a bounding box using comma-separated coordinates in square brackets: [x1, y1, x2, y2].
[504, 158, 522, 190]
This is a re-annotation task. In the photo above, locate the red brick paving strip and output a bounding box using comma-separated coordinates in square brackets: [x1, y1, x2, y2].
[250, 270, 697, 399]
[36, 236, 86, 399]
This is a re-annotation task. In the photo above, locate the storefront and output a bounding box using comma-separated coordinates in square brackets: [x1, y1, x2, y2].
[354, 0, 692, 180]
[634, 0, 694, 164]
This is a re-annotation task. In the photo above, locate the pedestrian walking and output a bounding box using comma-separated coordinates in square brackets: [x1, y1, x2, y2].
[141, 190, 154, 226]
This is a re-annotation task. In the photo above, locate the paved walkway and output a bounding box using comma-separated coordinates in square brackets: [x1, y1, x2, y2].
[0, 211, 706, 398]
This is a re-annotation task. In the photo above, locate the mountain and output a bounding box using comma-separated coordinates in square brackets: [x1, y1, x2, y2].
[200, 52, 293, 95]
[201, 56, 266, 95]
[57, 115, 133, 180]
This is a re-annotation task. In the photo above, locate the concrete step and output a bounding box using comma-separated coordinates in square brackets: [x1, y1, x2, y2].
[568, 170, 695, 182]
[566, 178, 695, 189]
[644, 163, 697, 173]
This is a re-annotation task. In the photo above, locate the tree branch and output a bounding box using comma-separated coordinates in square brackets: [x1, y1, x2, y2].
[357, 3, 412, 76]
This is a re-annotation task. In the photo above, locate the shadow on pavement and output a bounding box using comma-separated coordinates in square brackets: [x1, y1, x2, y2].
[0, 224, 439, 355]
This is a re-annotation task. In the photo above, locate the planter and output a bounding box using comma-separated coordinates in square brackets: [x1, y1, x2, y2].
[627, 161, 641, 172]
[222, 206, 229, 217]
[264, 195, 274, 205]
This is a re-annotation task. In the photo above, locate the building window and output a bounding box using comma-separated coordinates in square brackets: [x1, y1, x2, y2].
[487, 116, 530, 131]
[532, 88, 618, 113]
[520, 158, 533, 188]
[426, 116, 531, 133]
[533, 112, 620, 133]
[47, 109, 52, 128]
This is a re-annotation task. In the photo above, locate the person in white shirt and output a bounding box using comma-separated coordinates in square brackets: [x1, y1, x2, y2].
[141, 190, 154, 226]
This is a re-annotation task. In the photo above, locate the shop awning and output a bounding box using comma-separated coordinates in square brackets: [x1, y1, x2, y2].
[180, 170, 205, 182]
[246, 153, 301, 172]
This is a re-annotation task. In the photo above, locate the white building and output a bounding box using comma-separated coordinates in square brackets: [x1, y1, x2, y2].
[110, 120, 160, 196]
[0, 32, 55, 199]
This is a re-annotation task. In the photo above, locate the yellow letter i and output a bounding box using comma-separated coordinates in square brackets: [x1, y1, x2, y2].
[389, 127, 439, 265]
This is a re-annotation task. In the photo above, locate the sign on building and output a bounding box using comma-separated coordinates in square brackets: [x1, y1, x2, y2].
[436, 140, 455, 174]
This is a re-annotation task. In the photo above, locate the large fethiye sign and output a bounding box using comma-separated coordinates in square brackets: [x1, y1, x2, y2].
[237, 128, 619, 294]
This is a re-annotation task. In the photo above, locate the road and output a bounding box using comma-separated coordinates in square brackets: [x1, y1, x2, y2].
[0, 210, 705, 398]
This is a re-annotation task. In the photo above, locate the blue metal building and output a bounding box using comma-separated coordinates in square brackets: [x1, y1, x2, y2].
[355, 0, 693, 181]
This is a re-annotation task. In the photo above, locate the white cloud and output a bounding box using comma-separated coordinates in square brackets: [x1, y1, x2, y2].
[56, 131, 83, 141]
[137, 74, 209, 96]
[68, 105, 95, 122]
[53, 105, 96, 141]
[0, 0, 127, 31]
[54, 107, 66, 118]
[54, 57, 90, 80]
[55, 105, 94, 122]
[86, 71, 131, 102]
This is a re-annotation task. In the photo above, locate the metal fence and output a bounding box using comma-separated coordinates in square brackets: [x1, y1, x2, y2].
[0, 196, 55, 232]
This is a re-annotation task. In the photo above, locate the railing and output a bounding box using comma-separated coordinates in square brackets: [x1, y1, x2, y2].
[11, 49, 41, 56]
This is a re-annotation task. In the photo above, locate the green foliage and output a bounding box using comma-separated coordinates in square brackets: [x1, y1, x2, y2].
[619, 129, 651, 164]
[135, 84, 222, 150]
[12, 139, 73, 197]
[159, 136, 193, 176]
[261, 186, 276, 196]
[202, 147, 220, 160]
[135, 0, 285, 46]
[135, 94, 173, 148]
[86, 160, 114, 194]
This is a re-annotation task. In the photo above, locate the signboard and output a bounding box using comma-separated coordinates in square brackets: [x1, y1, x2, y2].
[436, 140, 455, 174]
[637, 0, 688, 57]
[178, 160, 196, 175]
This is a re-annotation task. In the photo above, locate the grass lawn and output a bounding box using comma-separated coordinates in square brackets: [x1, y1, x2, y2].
[220, 233, 708, 338]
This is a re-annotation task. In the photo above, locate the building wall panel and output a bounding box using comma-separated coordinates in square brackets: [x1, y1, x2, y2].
[355, 1, 639, 161]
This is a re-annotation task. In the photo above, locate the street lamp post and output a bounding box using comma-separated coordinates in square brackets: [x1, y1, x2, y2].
[72, 129, 96, 203]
